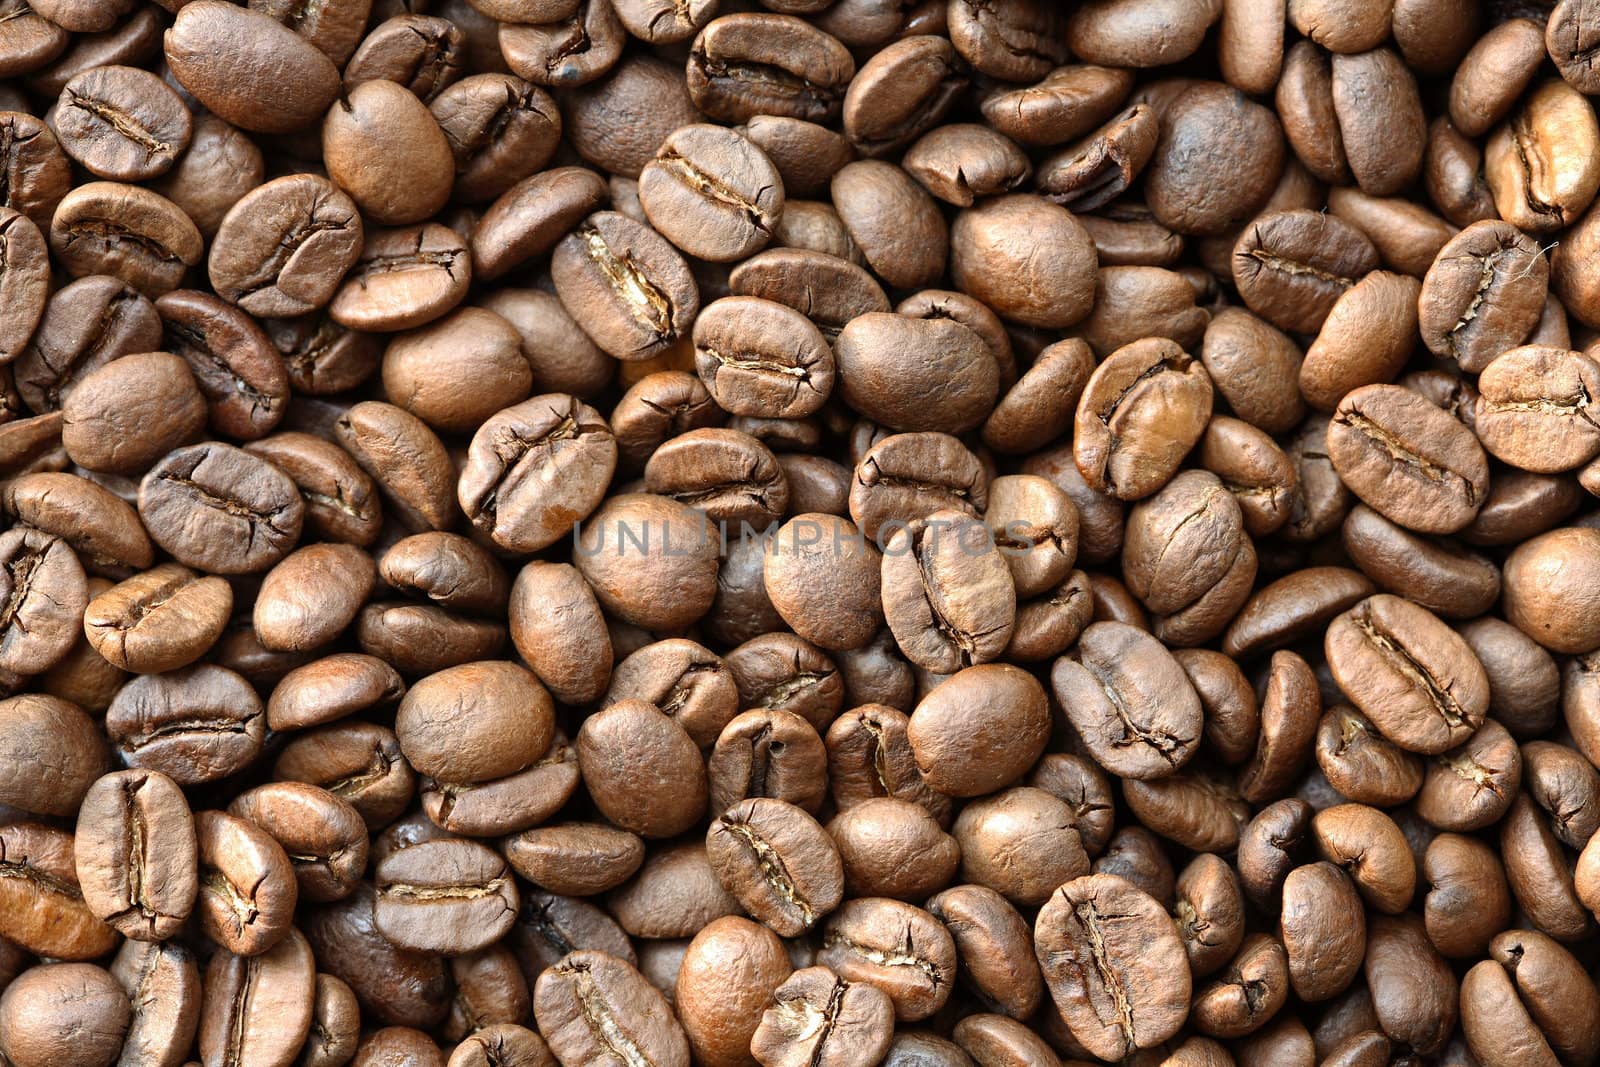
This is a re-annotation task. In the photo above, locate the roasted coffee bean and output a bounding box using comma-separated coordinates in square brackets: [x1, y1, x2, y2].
[156, 289, 289, 440]
[751, 966, 893, 1067]
[209, 175, 365, 319]
[1419, 221, 1548, 373]
[1034, 874, 1190, 1061]
[164, 2, 340, 134]
[1075, 337, 1214, 501]
[0, 822, 118, 960]
[909, 664, 1049, 797]
[332, 402, 454, 534]
[0, 963, 131, 1067]
[110, 939, 201, 1067]
[817, 897, 956, 1022]
[881, 509, 1015, 673]
[194, 809, 297, 957]
[74, 769, 196, 941]
[552, 211, 700, 362]
[533, 951, 688, 1067]
[106, 664, 265, 785]
[49, 181, 203, 297]
[1051, 622, 1202, 779]
[197, 930, 315, 1067]
[228, 781, 367, 904]
[1327, 384, 1489, 535]
[373, 838, 518, 954]
[56, 65, 190, 182]
[706, 798, 843, 937]
[139, 442, 304, 574]
[1325, 594, 1489, 754]
[708, 707, 828, 816]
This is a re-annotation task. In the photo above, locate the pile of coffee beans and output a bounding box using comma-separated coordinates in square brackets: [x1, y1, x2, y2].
[9, 0, 1600, 1065]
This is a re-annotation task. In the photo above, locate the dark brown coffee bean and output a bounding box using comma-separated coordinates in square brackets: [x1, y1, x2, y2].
[1034, 874, 1190, 1061]
[706, 798, 843, 937]
[74, 769, 196, 941]
[56, 65, 190, 183]
[826, 703, 950, 823]
[844, 36, 967, 160]
[552, 211, 700, 362]
[165, 2, 340, 133]
[0, 963, 131, 1067]
[106, 664, 265, 785]
[209, 175, 365, 319]
[500, 1, 622, 88]
[197, 929, 315, 1067]
[829, 796, 956, 900]
[692, 296, 834, 421]
[817, 897, 956, 1022]
[687, 14, 854, 124]
[1051, 621, 1202, 779]
[456, 394, 616, 553]
[49, 181, 203, 297]
[228, 781, 367, 904]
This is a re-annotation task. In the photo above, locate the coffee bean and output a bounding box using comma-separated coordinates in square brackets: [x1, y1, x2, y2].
[209, 175, 365, 319]
[228, 781, 368, 904]
[533, 951, 689, 1067]
[751, 966, 893, 1067]
[0, 963, 130, 1067]
[194, 810, 297, 956]
[49, 181, 203, 297]
[1327, 384, 1489, 535]
[74, 769, 196, 940]
[552, 211, 700, 362]
[109, 940, 201, 1067]
[1051, 621, 1202, 779]
[1418, 220, 1548, 372]
[639, 124, 784, 263]
[706, 797, 842, 937]
[1035, 874, 1190, 1061]
[817, 897, 956, 1021]
[688, 15, 854, 124]
[56, 65, 190, 182]
[197, 930, 315, 1067]
[844, 37, 967, 160]
[164, 2, 340, 134]
[1325, 594, 1489, 754]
